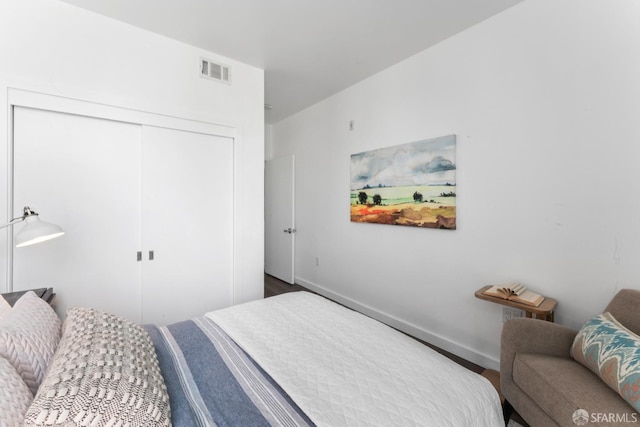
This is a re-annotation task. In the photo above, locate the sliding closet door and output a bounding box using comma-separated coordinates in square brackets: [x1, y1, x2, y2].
[13, 107, 143, 321]
[141, 126, 234, 325]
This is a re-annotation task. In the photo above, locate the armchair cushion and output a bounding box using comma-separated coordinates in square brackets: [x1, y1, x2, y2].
[570, 312, 640, 412]
[513, 353, 632, 425]
[501, 318, 577, 381]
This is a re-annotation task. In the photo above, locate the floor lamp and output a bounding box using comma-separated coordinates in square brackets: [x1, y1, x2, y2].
[1, 206, 65, 293]
[1, 206, 65, 247]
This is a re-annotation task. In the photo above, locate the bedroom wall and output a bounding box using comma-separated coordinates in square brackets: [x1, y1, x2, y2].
[0, 1, 264, 303]
[269, 0, 640, 369]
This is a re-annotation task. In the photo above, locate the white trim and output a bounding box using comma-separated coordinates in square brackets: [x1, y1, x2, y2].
[7, 88, 236, 139]
[5, 96, 14, 291]
[231, 126, 242, 305]
[290, 155, 296, 283]
[295, 276, 500, 371]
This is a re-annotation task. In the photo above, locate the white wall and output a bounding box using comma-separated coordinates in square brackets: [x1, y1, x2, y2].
[0, 1, 264, 303]
[271, 0, 640, 369]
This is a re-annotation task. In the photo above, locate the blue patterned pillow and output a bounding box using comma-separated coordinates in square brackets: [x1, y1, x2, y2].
[571, 312, 640, 412]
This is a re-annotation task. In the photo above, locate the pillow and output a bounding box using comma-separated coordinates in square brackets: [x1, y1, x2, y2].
[0, 291, 61, 395]
[24, 307, 171, 426]
[0, 295, 10, 318]
[0, 355, 34, 425]
[571, 312, 640, 412]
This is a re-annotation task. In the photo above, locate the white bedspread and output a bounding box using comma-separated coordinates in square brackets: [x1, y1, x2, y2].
[206, 292, 503, 427]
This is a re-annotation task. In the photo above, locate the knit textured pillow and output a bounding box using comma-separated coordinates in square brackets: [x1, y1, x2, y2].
[0, 355, 34, 425]
[24, 307, 171, 426]
[571, 312, 640, 412]
[0, 295, 10, 318]
[0, 291, 61, 395]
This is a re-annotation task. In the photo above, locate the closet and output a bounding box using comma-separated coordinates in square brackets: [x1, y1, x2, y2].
[12, 104, 234, 325]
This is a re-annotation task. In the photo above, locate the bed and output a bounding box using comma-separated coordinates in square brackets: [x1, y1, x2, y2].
[1, 290, 504, 426]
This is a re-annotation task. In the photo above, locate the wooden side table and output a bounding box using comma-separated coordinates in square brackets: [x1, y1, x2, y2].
[1, 287, 55, 307]
[475, 285, 557, 322]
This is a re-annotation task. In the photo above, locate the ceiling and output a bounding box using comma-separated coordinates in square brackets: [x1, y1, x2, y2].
[60, 0, 525, 124]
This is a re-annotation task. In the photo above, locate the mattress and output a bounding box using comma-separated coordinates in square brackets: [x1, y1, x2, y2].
[206, 291, 504, 427]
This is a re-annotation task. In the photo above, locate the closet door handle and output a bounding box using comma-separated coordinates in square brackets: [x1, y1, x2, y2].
[137, 251, 155, 261]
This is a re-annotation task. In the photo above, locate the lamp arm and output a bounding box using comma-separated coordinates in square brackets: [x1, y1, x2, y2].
[0, 207, 40, 230]
[0, 217, 26, 230]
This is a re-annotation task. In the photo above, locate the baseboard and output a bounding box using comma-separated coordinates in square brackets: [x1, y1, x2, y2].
[295, 276, 500, 371]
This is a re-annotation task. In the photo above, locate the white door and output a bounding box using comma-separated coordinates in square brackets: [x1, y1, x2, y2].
[141, 126, 234, 325]
[265, 155, 295, 284]
[12, 107, 143, 321]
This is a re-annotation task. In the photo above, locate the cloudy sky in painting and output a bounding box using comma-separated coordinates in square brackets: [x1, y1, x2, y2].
[350, 134, 456, 189]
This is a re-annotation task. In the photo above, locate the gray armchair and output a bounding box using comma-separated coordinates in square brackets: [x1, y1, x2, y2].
[500, 289, 640, 427]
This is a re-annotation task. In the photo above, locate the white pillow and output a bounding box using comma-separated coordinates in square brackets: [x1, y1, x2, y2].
[0, 291, 61, 395]
[0, 355, 34, 425]
[0, 295, 10, 318]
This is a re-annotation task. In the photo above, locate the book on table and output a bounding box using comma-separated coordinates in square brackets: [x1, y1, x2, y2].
[483, 283, 545, 307]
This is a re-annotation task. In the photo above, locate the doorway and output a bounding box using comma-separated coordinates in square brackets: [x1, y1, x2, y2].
[264, 155, 295, 284]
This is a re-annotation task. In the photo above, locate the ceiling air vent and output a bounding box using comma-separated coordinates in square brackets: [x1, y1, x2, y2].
[200, 58, 231, 84]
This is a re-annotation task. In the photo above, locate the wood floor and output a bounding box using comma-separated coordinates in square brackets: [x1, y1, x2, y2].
[264, 273, 309, 298]
[264, 273, 529, 427]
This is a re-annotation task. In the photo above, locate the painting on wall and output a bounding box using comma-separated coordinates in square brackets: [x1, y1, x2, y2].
[350, 134, 456, 229]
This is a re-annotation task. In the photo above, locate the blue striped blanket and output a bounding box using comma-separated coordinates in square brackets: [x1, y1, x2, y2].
[144, 318, 314, 427]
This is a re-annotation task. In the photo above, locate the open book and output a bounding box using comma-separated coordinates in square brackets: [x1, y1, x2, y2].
[483, 283, 545, 307]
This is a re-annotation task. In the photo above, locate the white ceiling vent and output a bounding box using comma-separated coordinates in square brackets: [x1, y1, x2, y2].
[200, 58, 231, 84]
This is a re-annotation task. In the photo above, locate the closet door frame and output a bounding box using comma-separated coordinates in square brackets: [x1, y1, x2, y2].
[5, 88, 241, 305]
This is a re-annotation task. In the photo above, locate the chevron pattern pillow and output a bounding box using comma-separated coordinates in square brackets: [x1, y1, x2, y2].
[0, 295, 10, 318]
[24, 307, 171, 426]
[0, 291, 61, 395]
[0, 355, 34, 424]
[571, 312, 640, 412]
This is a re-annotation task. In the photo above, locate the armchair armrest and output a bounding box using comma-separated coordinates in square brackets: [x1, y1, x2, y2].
[500, 318, 577, 381]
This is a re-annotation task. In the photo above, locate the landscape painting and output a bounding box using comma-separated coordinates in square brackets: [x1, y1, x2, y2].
[350, 134, 456, 229]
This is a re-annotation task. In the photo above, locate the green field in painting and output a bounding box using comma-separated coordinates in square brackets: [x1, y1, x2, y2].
[350, 185, 456, 206]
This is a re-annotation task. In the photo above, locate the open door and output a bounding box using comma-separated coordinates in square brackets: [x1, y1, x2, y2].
[265, 155, 295, 284]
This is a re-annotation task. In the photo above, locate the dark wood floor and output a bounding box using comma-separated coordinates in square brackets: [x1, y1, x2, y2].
[265, 273, 309, 298]
[264, 273, 529, 427]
